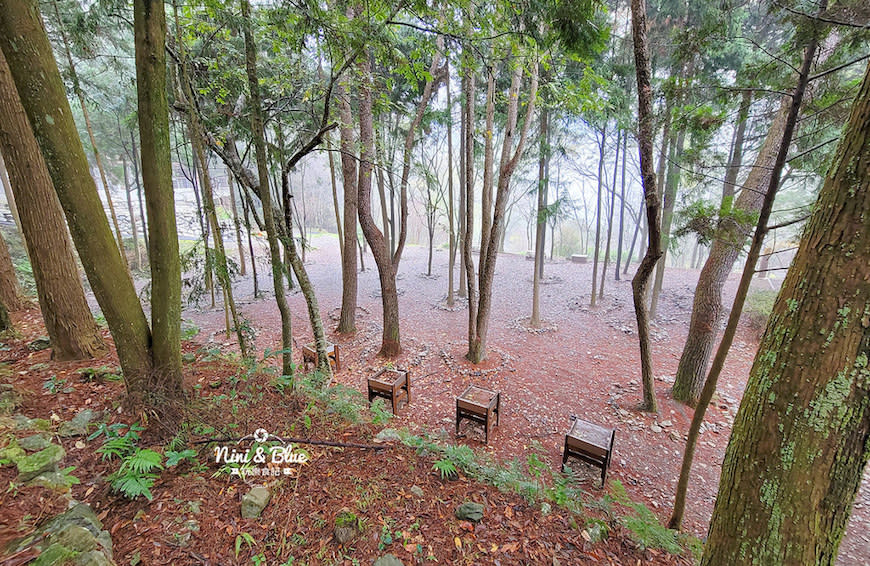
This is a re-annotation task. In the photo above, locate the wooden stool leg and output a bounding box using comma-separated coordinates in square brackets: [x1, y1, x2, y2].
[392, 385, 398, 414]
[406, 372, 411, 405]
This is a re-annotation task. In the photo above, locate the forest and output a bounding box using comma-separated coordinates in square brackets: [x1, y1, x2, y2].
[0, 0, 868, 564]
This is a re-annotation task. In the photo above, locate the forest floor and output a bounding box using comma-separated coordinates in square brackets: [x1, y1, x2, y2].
[1, 233, 867, 565]
[182, 233, 869, 565]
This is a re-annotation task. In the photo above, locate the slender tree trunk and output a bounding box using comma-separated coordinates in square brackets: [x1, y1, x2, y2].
[468, 59, 538, 363]
[670, 27, 822, 532]
[630, 0, 663, 412]
[446, 56, 456, 308]
[650, 127, 684, 317]
[281, 168, 331, 376]
[531, 104, 550, 328]
[701, 40, 870, 566]
[600, 129, 620, 296]
[615, 133, 627, 280]
[457, 67, 467, 300]
[462, 43, 477, 355]
[0, 49, 106, 359]
[189, 143, 215, 307]
[0, 230, 23, 311]
[1, 0, 153, 384]
[337, 79, 358, 333]
[480, 59, 496, 256]
[242, 0, 292, 376]
[122, 159, 142, 271]
[590, 127, 606, 308]
[52, 0, 129, 274]
[327, 134, 343, 260]
[241, 184, 259, 297]
[0, 152, 23, 237]
[130, 131, 149, 260]
[672, 98, 791, 405]
[227, 167, 247, 276]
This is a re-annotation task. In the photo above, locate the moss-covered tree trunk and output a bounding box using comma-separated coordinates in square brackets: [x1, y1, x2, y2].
[0, 0, 151, 379]
[702, 60, 870, 566]
[227, 170, 246, 276]
[0, 228, 23, 312]
[134, 0, 182, 396]
[0, 49, 105, 358]
[242, 0, 293, 376]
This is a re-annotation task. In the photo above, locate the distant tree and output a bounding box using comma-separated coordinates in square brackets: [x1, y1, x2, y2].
[702, 59, 870, 566]
[0, 228, 23, 312]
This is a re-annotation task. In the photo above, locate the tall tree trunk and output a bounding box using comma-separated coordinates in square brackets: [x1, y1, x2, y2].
[672, 98, 790, 405]
[615, 133, 627, 280]
[590, 127, 606, 308]
[0, 0, 152, 383]
[337, 79, 358, 333]
[630, 0, 663, 412]
[241, 183, 259, 297]
[461, 43, 477, 355]
[531, 103, 550, 328]
[52, 0, 129, 273]
[701, 43, 870, 566]
[135, 0, 182, 394]
[650, 126, 685, 317]
[0, 230, 23, 312]
[242, 0, 292, 376]
[227, 167, 247, 276]
[468, 59, 538, 363]
[130, 131, 149, 260]
[327, 133, 343, 260]
[600, 129, 620, 296]
[0, 49, 105, 358]
[0, 151, 23, 237]
[122, 159, 143, 271]
[281, 168, 331, 375]
[446, 56, 457, 308]
[670, 24, 823, 532]
[457, 66, 468, 300]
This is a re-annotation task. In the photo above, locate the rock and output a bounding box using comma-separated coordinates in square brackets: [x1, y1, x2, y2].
[373, 554, 405, 566]
[74, 550, 113, 566]
[0, 383, 21, 414]
[241, 486, 271, 519]
[659, 419, 673, 428]
[374, 428, 402, 443]
[28, 337, 51, 351]
[409, 485, 425, 498]
[52, 524, 97, 553]
[585, 521, 608, 543]
[58, 409, 100, 438]
[334, 509, 358, 545]
[31, 543, 76, 566]
[335, 525, 355, 545]
[650, 424, 662, 433]
[182, 353, 196, 363]
[18, 433, 52, 452]
[16, 444, 65, 482]
[455, 502, 484, 522]
[0, 442, 26, 464]
[31, 470, 79, 491]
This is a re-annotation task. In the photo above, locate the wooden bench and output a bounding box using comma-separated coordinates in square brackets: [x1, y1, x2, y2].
[367, 367, 411, 414]
[562, 417, 615, 486]
[456, 386, 501, 444]
[301, 341, 340, 372]
[571, 254, 589, 264]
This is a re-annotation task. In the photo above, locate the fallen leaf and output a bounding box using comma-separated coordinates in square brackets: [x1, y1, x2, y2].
[581, 530, 591, 542]
[454, 536, 462, 549]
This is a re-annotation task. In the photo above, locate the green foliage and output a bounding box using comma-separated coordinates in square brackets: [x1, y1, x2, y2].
[109, 448, 164, 501]
[745, 290, 778, 336]
[610, 480, 683, 554]
[42, 376, 67, 394]
[432, 458, 457, 480]
[165, 449, 198, 467]
[235, 532, 256, 558]
[369, 398, 393, 426]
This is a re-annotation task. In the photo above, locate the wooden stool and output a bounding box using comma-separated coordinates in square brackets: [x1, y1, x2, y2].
[301, 341, 340, 372]
[367, 368, 411, 414]
[562, 417, 615, 486]
[456, 386, 501, 444]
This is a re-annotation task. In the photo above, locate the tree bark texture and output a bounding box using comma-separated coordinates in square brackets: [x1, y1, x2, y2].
[337, 80, 358, 333]
[0, 0, 151, 380]
[0, 225, 23, 312]
[135, 0, 182, 394]
[0, 49, 105, 358]
[702, 59, 869, 566]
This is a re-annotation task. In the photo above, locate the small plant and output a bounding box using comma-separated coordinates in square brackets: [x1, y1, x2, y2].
[42, 376, 66, 394]
[369, 398, 392, 426]
[235, 532, 256, 558]
[432, 458, 457, 480]
[250, 553, 266, 566]
[164, 449, 197, 467]
[108, 448, 164, 501]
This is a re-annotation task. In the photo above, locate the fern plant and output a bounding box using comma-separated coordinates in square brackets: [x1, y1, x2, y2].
[109, 448, 164, 501]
